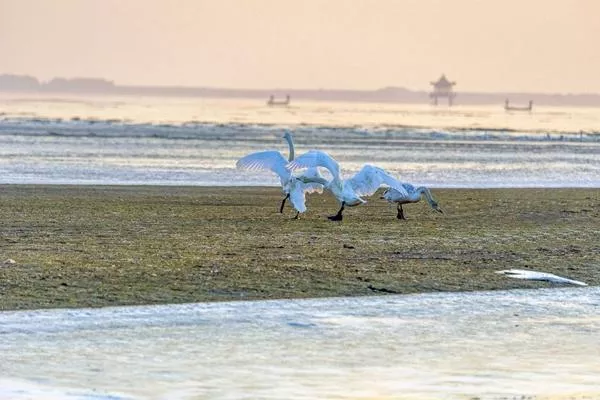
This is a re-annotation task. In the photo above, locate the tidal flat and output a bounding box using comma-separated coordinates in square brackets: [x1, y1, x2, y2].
[0, 185, 598, 310]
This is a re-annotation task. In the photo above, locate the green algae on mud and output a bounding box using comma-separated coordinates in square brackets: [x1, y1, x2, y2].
[1, 185, 599, 310]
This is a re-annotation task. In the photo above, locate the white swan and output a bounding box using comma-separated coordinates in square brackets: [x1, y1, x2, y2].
[236, 131, 324, 218]
[381, 184, 443, 220]
[290, 150, 409, 221]
[496, 269, 587, 286]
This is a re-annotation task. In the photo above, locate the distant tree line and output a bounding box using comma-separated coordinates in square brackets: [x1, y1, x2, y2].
[0, 74, 115, 92]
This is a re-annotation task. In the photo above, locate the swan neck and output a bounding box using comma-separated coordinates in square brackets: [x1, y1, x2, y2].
[418, 187, 435, 206]
[285, 135, 295, 161]
[299, 175, 329, 187]
[311, 176, 330, 186]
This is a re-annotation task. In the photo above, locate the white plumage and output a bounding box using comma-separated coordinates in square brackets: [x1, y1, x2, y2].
[347, 165, 409, 198]
[235, 132, 324, 217]
[290, 150, 409, 220]
[236, 150, 290, 186]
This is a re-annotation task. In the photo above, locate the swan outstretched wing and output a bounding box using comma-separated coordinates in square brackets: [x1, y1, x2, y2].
[287, 150, 341, 180]
[347, 165, 409, 198]
[236, 151, 290, 181]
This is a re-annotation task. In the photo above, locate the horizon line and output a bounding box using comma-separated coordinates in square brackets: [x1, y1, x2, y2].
[2, 73, 600, 96]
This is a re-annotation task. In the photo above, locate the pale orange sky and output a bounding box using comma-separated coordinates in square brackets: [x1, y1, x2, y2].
[1, 0, 598, 93]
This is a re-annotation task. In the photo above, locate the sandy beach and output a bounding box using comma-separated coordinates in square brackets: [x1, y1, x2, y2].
[0, 185, 598, 310]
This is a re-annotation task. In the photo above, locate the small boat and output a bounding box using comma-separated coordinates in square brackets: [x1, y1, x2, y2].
[267, 95, 290, 106]
[504, 99, 533, 112]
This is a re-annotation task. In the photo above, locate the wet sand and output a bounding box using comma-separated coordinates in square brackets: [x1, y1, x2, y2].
[0, 185, 598, 310]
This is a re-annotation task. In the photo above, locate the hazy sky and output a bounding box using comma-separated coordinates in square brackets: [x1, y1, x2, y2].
[1, 0, 598, 93]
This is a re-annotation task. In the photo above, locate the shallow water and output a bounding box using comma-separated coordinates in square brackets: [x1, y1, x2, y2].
[2, 93, 600, 133]
[1, 94, 599, 187]
[1, 287, 600, 399]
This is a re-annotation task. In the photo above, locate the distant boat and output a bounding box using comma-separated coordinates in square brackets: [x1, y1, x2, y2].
[267, 95, 290, 107]
[505, 99, 533, 112]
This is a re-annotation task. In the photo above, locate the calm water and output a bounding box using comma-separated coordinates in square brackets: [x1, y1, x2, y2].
[1, 287, 600, 400]
[1, 93, 599, 187]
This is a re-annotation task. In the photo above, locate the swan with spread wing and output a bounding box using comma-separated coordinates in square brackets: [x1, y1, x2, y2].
[236, 132, 324, 218]
[289, 150, 409, 221]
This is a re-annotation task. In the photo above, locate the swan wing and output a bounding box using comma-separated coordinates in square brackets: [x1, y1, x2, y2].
[347, 165, 409, 198]
[384, 184, 416, 201]
[401, 183, 416, 193]
[236, 151, 290, 181]
[288, 180, 307, 213]
[287, 150, 341, 180]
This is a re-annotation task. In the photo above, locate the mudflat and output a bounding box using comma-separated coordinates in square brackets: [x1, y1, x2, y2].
[0, 185, 598, 310]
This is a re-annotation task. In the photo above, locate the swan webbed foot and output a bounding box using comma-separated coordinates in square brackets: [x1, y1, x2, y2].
[293, 211, 300, 220]
[328, 213, 343, 221]
[328, 202, 345, 221]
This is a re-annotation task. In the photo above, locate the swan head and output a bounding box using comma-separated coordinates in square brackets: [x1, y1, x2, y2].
[380, 188, 390, 200]
[282, 131, 293, 141]
[420, 187, 443, 214]
[430, 200, 444, 213]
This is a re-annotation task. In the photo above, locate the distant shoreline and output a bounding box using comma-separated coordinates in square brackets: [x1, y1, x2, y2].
[2, 73, 600, 107]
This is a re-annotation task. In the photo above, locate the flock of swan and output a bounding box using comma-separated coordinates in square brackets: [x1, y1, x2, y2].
[236, 132, 590, 286]
[236, 131, 443, 221]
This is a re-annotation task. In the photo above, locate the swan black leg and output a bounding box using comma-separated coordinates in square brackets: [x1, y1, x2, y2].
[279, 193, 290, 213]
[396, 204, 406, 220]
[293, 211, 300, 219]
[328, 202, 345, 221]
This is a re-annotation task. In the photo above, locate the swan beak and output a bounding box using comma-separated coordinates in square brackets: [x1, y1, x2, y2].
[436, 208, 444, 214]
[379, 196, 385, 199]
